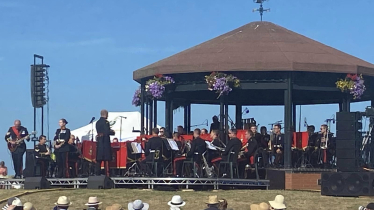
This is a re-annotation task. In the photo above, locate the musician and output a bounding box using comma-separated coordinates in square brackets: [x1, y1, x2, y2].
[250, 125, 262, 146]
[5, 120, 30, 178]
[143, 127, 165, 176]
[34, 135, 50, 177]
[270, 124, 284, 167]
[303, 125, 318, 166]
[173, 132, 188, 176]
[209, 115, 220, 134]
[220, 129, 241, 177]
[159, 127, 166, 138]
[68, 135, 80, 177]
[177, 126, 186, 135]
[238, 130, 258, 176]
[95, 109, 115, 176]
[54, 118, 71, 178]
[187, 128, 207, 162]
[316, 124, 333, 168]
[201, 129, 208, 135]
[259, 126, 270, 149]
[207, 130, 224, 167]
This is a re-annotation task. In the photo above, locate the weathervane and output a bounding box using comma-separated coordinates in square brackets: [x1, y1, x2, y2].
[253, 0, 270, 21]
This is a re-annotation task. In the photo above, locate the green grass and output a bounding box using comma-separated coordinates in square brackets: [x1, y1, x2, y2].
[0, 189, 372, 210]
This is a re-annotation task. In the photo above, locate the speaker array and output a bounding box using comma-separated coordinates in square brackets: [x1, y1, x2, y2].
[321, 172, 374, 196]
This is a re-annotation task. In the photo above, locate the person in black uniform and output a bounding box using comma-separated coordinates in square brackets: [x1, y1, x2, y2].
[143, 127, 165, 176]
[95, 109, 115, 176]
[5, 120, 30, 178]
[187, 128, 207, 163]
[270, 124, 284, 167]
[250, 125, 262, 146]
[67, 135, 80, 178]
[209, 116, 220, 134]
[53, 118, 71, 178]
[34, 135, 50, 177]
[207, 130, 224, 167]
[221, 129, 241, 177]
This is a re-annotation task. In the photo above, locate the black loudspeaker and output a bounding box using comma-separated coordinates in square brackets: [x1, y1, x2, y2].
[336, 112, 363, 172]
[266, 169, 285, 190]
[24, 177, 50, 189]
[321, 172, 374, 196]
[23, 149, 35, 177]
[87, 176, 114, 189]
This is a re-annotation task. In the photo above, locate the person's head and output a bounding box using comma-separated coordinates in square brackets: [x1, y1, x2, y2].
[193, 128, 201, 138]
[173, 132, 180, 140]
[307, 125, 315, 134]
[59, 119, 68, 128]
[0, 161, 4, 167]
[366, 203, 374, 210]
[218, 199, 228, 210]
[260, 126, 267, 135]
[23, 202, 36, 210]
[39, 135, 46, 144]
[100, 109, 109, 119]
[245, 130, 253, 140]
[250, 125, 257, 134]
[160, 127, 165, 136]
[273, 124, 281, 134]
[212, 116, 219, 123]
[112, 138, 118, 143]
[229, 129, 237, 138]
[152, 127, 159, 136]
[14, 120, 21, 129]
[201, 128, 208, 135]
[55, 196, 71, 210]
[210, 130, 219, 139]
[177, 126, 184, 134]
[68, 135, 75, 144]
[320, 124, 328, 133]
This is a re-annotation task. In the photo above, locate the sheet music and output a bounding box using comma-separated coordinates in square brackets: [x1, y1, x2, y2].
[131, 142, 144, 154]
[205, 141, 217, 150]
[167, 139, 179, 151]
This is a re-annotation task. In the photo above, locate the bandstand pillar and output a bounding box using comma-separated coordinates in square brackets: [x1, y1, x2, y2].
[145, 99, 149, 135]
[140, 81, 145, 135]
[292, 103, 296, 131]
[184, 104, 188, 133]
[187, 104, 191, 133]
[219, 96, 225, 141]
[370, 98, 374, 165]
[284, 73, 293, 169]
[235, 104, 242, 129]
[341, 94, 351, 112]
[170, 99, 174, 133]
[148, 100, 153, 134]
[224, 97, 229, 144]
[153, 99, 157, 128]
[165, 97, 171, 135]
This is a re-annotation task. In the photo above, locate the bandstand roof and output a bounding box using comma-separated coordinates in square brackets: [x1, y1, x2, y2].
[133, 21, 374, 81]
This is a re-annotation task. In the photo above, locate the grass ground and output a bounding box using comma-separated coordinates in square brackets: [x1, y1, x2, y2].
[0, 189, 372, 210]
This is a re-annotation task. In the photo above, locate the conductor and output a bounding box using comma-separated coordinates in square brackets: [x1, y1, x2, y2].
[96, 109, 115, 176]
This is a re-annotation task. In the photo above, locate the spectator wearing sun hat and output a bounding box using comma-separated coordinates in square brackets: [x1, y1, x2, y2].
[167, 195, 186, 210]
[54, 196, 72, 210]
[128, 200, 149, 210]
[85, 197, 102, 210]
[269, 195, 286, 210]
[250, 202, 270, 210]
[2, 197, 21, 210]
[23, 202, 36, 210]
[204, 196, 220, 210]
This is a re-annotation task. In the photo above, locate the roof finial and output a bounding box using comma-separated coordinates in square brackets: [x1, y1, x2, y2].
[253, 0, 270, 21]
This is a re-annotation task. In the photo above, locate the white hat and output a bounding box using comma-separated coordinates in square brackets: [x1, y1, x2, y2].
[128, 200, 149, 210]
[54, 196, 72, 207]
[167, 195, 186, 207]
[11, 200, 22, 207]
[269, 195, 286, 209]
[85, 197, 102, 206]
[23, 202, 37, 210]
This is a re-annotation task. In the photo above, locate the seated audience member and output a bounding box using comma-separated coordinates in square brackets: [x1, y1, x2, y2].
[250, 202, 270, 210]
[218, 199, 233, 210]
[8, 199, 23, 210]
[269, 195, 286, 210]
[167, 195, 186, 210]
[23, 202, 36, 210]
[85, 197, 102, 210]
[54, 196, 72, 210]
[2, 197, 21, 210]
[128, 200, 149, 210]
[362, 203, 374, 210]
[110, 204, 123, 210]
[0, 161, 7, 177]
[204, 196, 220, 210]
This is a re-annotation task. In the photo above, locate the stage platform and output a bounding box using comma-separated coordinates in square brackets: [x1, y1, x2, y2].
[0, 177, 270, 190]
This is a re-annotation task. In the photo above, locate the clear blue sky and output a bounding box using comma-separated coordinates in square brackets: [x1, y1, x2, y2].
[0, 0, 373, 174]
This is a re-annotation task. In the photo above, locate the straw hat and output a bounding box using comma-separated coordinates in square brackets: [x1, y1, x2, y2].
[23, 202, 37, 210]
[269, 195, 286, 209]
[128, 200, 149, 210]
[250, 202, 270, 210]
[110, 204, 123, 210]
[167, 195, 186, 207]
[205, 196, 219, 205]
[54, 196, 72, 207]
[11, 200, 22, 207]
[85, 197, 102, 206]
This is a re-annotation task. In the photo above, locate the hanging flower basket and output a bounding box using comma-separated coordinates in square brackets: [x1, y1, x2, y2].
[205, 72, 240, 98]
[335, 74, 366, 99]
[145, 75, 175, 99]
[132, 87, 141, 107]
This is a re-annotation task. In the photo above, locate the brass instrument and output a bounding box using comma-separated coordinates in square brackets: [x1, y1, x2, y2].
[268, 131, 274, 151]
[202, 151, 214, 178]
[320, 132, 328, 150]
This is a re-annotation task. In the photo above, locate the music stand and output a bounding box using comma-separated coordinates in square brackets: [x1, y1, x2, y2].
[163, 139, 179, 175]
[124, 142, 143, 177]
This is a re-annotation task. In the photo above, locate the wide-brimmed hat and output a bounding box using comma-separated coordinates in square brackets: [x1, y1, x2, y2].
[205, 195, 219, 205]
[128, 200, 149, 210]
[85, 197, 102, 206]
[269, 195, 286, 209]
[167, 195, 186, 207]
[250, 202, 270, 210]
[110, 204, 123, 210]
[24, 202, 37, 210]
[54, 196, 72, 207]
[12, 200, 22, 207]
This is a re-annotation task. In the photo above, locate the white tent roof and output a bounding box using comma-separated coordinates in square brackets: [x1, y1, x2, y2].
[71, 111, 159, 142]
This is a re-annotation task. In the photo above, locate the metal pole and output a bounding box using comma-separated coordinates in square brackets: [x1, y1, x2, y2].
[120, 117, 122, 141]
[219, 97, 224, 140]
[298, 105, 302, 132]
[224, 97, 229, 145]
[145, 99, 149, 135]
[184, 104, 188, 132]
[284, 73, 293, 168]
[292, 103, 296, 132]
[187, 103, 191, 133]
[149, 100, 153, 134]
[41, 57, 44, 136]
[153, 99, 157, 128]
[170, 100, 174, 133]
[140, 81, 145, 135]
[165, 98, 170, 135]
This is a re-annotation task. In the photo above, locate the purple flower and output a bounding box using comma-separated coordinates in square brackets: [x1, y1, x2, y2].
[164, 76, 175, 83]
[132, 88, 141, 106]
[350, 77, 365, 99]
[147, 82, 165, 99]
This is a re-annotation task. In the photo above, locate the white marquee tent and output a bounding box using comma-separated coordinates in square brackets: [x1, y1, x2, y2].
[71, 111, 159, 142]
